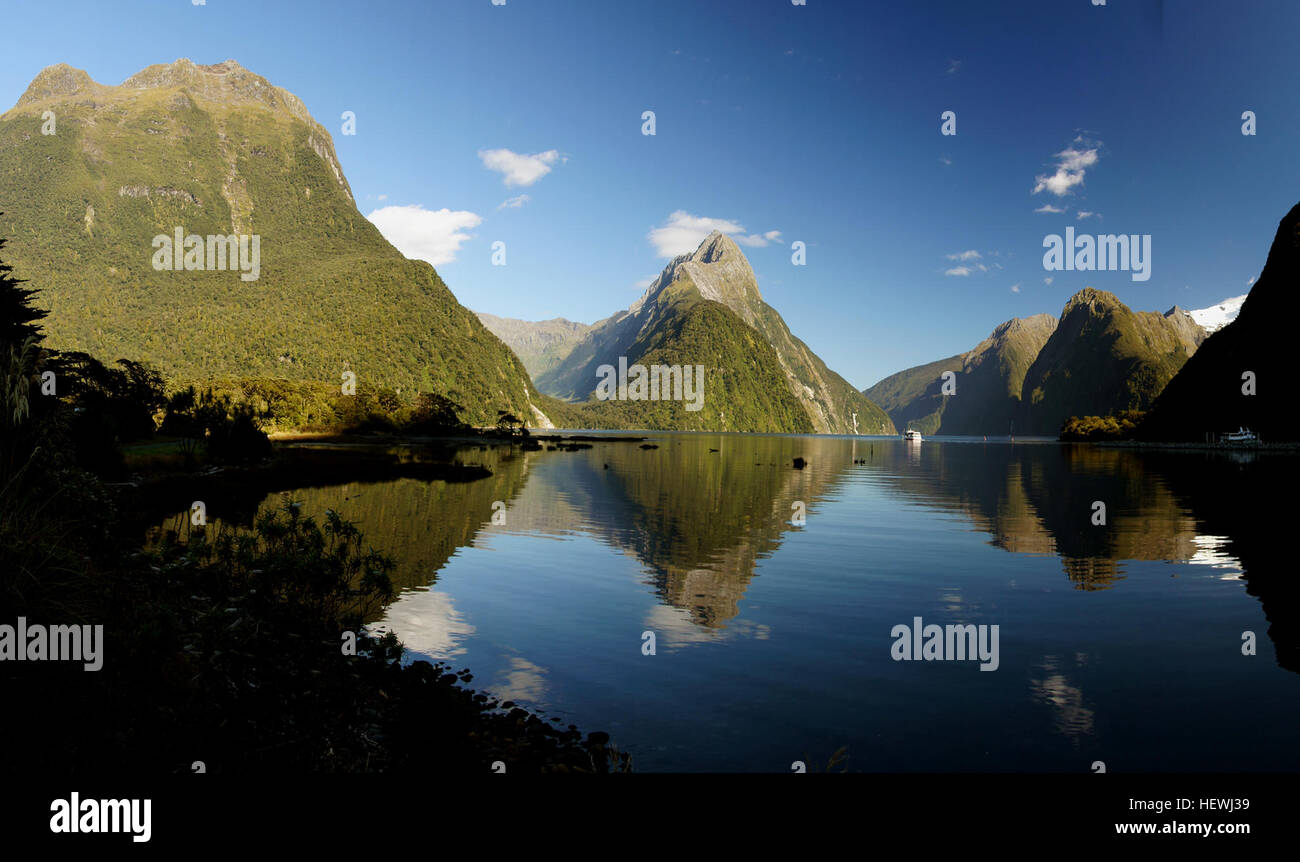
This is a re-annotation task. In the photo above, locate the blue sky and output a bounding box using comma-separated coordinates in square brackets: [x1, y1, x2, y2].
[3, 0, 1298, 388]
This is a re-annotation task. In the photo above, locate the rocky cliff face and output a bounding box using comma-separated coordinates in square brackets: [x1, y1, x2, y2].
[1163, 305, 1209, 354]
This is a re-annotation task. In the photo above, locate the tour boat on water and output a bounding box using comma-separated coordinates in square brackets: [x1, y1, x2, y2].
[1222, 427, 1258, 443]
[904, 429, 923, 442]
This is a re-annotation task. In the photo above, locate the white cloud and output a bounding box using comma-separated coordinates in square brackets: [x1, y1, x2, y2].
[377, 193, 387, 201]
[478, 148, 561, 187]
[648, 210, 781, 257]
[940, 155, 952, 166]
[947, 59, 962, 75]
[1035, 204, 1065, 214]
[497, 194, 531, 210]
[366, 204, 482, 265]
[1044, 276, 1054, 285]
[1032, 145, 1100, 197]
[1010, 283, 1021, 293]
[1077, 210, 1098, 220]
[943, 251, 995, 276]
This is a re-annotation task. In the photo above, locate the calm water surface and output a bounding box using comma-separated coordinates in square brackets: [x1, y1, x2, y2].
[148, 433, 1300, 772]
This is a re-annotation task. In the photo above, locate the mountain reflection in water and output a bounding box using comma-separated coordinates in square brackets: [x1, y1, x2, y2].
[144, 434, 1299, 772]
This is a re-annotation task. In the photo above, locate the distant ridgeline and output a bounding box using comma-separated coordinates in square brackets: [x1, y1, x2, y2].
[480, 232, 896, 435]
[867, 196, 1300, 442]
[865, 287, 1213, 437]
[0, 59, 552, 428]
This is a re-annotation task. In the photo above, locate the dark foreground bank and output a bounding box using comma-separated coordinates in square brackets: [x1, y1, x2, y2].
[1, 445, 631, 774]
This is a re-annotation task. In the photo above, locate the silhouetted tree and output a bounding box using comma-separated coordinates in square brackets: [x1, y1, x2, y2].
[52, 352, 166, 443]
[0, 230, 51, 481]
[411, 392, 468, 434]
[162, 386, 271, 464]
[0, 224, 46, 350]
[496, 410, 528, 438]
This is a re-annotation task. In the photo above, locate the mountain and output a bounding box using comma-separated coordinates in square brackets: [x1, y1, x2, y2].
[1186, 294, 1247, 334]
[1141, 201, 1300, 441]
[0, 60, 551, 427]
[536, 231, 894, 435]
[867, 290, 1206, 436]
[864, 314, 1056, 435]
[1163, 303, 1209, 350]
[475, 313, 591, 380]
[1019, 288, 1205, 434]
[861, 352, 964, 435]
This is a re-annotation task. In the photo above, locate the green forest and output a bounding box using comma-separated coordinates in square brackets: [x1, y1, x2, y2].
[0, 70, 544, 428]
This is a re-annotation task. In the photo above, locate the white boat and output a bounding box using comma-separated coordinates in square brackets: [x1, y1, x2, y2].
[1222, 427, 1258, 443]
[904, 429, 923, 442]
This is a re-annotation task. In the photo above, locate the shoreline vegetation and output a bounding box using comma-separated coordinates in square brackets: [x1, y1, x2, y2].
[6, 432, 638, 773]
[1092, 440, 1300, 451]
[1, 233, 634, 773]
[6, 447, 636, 771]
[1059, 411, 1295, 450]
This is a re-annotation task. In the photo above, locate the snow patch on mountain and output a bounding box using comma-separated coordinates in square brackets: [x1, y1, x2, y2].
[1187, 295, 1247, 334]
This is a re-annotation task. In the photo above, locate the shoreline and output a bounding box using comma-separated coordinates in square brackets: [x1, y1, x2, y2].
[1090, 439, 1300, 452]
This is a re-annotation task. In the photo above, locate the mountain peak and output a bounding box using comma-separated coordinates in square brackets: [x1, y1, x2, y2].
[16, 63, 97, 106]
[120, 58, 313, 123]
[6, 58, 350, 204]
[678, 230, 761, 306]
[627, 230, 762, 318]
[12, 59, 316, 128]
[691, 230, 742, 264]
[122, 57, 252, 87]
[991, 313, 1056, 339]
[1062, 286, 1121, 315]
